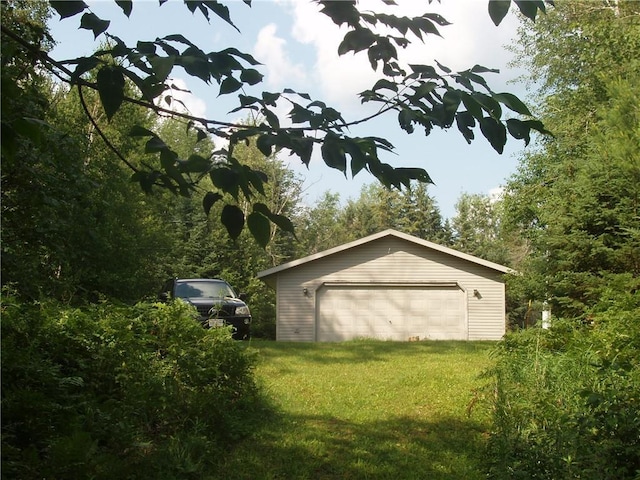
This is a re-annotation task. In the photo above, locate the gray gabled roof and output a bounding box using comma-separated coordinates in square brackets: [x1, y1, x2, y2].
[257, 229, 513, 279]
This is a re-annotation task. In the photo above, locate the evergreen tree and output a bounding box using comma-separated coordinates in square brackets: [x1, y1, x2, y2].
[295, 192, 350, 255]
[339, 182, 447, 243]
[451, 192, 508, 264]
[503, 0, 640, 318]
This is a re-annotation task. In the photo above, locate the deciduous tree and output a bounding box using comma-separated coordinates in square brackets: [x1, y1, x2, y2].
[1, 0, 550, 244]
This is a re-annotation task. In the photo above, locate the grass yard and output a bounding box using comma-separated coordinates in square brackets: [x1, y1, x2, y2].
[211, 340, 496, 480]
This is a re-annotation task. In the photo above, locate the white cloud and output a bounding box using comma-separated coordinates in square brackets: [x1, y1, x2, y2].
[283, 0, 521, 110]
[254, 23, 307, 88]
[288, 1, 377, 108]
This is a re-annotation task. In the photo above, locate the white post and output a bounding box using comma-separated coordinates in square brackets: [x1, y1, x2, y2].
[542, 301, 551, 329]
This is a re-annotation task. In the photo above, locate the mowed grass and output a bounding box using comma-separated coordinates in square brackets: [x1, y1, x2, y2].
[212, 340, 496, 480]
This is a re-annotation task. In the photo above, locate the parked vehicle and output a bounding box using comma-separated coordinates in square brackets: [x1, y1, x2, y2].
[160, 278, 251, 340]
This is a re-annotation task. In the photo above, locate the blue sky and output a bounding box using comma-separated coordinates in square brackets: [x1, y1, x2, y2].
[48, 0, 533, 219]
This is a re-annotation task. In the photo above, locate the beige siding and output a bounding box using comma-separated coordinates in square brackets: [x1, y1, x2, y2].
[274, 236, 505, 342]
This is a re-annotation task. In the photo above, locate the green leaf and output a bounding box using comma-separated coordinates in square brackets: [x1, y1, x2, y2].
[50, 1, 87, 19]
[238, 94, 259, 107]
[493, 92, 532, 116]
[136, 41, 156, 55]
[472, 92, 502, 119]
[208, 52, 243, 76]
[203, 191, 222, 215]
[203, 1, 240, 33]
[409, 64, 438, 78]
[219, 77, 243, 95]
[480, 116, 507, 153]
[338, 28, 377, 55]
[319, 1, 360, 27]
[514, 0, 542, 22]
[163, 34, 196, 48]
[523, 119, 552, 136]
[321, 134, 347, 173]
[435, 60, 451, 74]
[178, 49, 211, 83]
[412, 17, 441, 37]
[160, 148, 180, 186]
[145, 136, 167, 153]
[290, 103, 313, 125]
[262, 108, 280, 129]
[442, 90, 461, 119]
[69, 56, 102, 83]
[256, 135, 274, 157]
[180, 155, 211, 173]
[131, 171, 160, 194]
[288, 136, 314, 166]
[398, 109, 415, 133]
[115, 0, 133, 17]
[80, 13, 110, 38]
[129, 125, 156, 137]
[196, 129, 208, 143]
[506, 118, 531, 146]
[460, 93, 484, 120]
[470, 64, 500, 74]
[220, 47, 261, 66]
[240, 68, 263, 85]
[221, 204, 244, 240]
[423, 13, 451, 26]
[245, 168, 267, 196]
[96, 66, 125, 120]
[371, 79, 398, 92]
[395, 167, 433, 185]
[210, 168, 239, 199]
[456, 111, 476, 144]
[253, 203, 296, 236]
[488, 0, 511, 26]
[247, 212, 271, 248]
[149, 55, 175, 82]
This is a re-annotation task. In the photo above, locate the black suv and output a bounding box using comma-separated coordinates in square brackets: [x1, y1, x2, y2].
[160, 278, 251, 340]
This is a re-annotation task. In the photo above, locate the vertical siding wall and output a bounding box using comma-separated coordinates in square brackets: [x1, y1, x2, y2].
[275, 237, 506, 341]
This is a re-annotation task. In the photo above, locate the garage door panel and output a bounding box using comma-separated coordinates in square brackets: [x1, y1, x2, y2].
[317, 285, 466, 341]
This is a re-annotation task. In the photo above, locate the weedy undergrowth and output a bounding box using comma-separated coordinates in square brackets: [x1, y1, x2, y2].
[485, 282, 640, 479]
[1, 295, 270, 480]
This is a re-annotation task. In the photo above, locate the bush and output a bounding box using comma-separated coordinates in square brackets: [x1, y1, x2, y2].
[485, 283, 640, 479]
[1, 296, 268, 479]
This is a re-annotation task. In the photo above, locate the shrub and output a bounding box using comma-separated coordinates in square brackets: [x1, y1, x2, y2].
[1, 295, 268, 479]
[485, 282, 640, 479]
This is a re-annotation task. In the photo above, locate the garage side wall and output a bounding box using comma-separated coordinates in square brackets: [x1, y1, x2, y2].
[274, 237, 506, 341]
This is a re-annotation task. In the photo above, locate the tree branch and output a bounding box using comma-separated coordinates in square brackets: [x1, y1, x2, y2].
[77, 84, 139, 174]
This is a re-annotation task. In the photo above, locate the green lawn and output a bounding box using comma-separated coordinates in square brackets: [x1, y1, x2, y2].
[212, 340, 496, 480]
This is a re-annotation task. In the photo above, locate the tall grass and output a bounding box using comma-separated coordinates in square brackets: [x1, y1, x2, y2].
[486, 285, 640, 479]
[212, 340, 495, 480]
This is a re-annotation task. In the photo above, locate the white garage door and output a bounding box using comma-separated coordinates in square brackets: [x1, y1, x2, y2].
[316, 284, 467, 342]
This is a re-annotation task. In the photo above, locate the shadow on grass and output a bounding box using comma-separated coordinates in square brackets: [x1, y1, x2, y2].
[212, 411, 490, 480]
[249, 339, 497, 367]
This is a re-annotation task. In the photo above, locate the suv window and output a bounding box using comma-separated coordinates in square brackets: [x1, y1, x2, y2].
[174, 280, 235, 299]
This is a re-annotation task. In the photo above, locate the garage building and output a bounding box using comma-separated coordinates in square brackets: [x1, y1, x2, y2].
[257, 229, 511, 342]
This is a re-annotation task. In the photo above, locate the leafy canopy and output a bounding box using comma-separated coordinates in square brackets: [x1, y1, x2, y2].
[3, 0, 550, 243]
